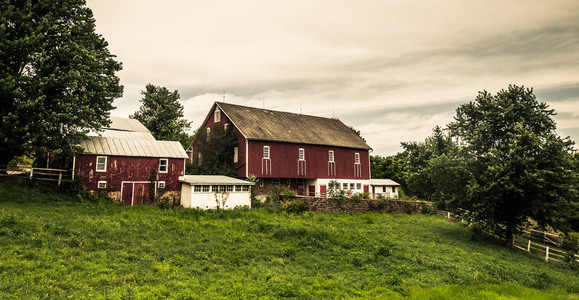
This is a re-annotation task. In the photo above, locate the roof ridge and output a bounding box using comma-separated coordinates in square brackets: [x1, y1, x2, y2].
[216, 101, 340, 121]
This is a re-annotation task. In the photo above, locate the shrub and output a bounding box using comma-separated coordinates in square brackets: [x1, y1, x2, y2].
[280, 199, 309, 214]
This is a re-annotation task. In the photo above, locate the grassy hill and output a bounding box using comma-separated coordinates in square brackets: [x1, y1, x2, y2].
[0, 178, 577, 299]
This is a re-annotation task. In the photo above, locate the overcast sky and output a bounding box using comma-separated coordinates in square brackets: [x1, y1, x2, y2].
[86, 0, 579, 156]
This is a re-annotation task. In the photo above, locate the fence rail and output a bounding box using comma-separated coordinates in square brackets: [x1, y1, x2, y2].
[436, 209, 578, 265]
[0, 165, 71, 186]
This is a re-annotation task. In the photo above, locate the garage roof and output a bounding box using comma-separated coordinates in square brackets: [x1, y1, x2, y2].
[180, 175, 255, 185]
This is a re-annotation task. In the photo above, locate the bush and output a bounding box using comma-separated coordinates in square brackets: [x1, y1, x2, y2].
[351, 192, 370, 200]
[280, 198, 309, 214]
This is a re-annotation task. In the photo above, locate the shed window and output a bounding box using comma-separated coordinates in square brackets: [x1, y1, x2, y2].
[97, 181, 107, 189]
[202, 185, 210, 192]
[159, 159, 168, 173]
[242, 186, 249, 192]
[355, 153, 360, 164]
[263, 146, 270, 159]
[214, 108, 221, 123]
[212, 185, 219, 192]
[194, 185, 202, 192]
[235, 185, 242, 192]
[328, 151, 334, 162]
[392, 186, 396, 193]
[158, 181, 166, 189]
[298, 148, 305, 161]
[96, 156, 107, 172]
[226, 185, 233, 192]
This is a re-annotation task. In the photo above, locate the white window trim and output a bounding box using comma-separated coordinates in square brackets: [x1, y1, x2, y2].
[298, 148, 305, 161]
[159, 158, 168, 173]
[355, 153, 360, 164]
[96, 156, 107, 172]
[97, 181, 107, 189]
[233, 147, 239, 163]
[328, 150, 334, 163]
[206, 127, 211, 141]
[214, 108, 221, 123]
[263, 146, 270, 159]
[158, 181, 166, 189]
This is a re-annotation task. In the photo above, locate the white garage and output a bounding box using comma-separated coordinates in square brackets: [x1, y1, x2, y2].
[180, 175, 255, 209]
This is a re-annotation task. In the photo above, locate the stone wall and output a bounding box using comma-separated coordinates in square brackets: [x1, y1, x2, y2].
[301, 196, 434, 214]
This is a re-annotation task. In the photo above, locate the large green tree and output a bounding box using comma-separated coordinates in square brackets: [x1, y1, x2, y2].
[0, 0, 123, 169]
[130, 84, 191, 145]
[448, 85, 578, 244]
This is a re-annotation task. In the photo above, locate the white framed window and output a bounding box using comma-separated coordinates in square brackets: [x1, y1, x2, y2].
[206, 127, 211, 141]
[158, 181, 166, 189]
[214, 108, 221, 123]
[198, 153, 203, 164]
[224, 123, 229, 130]
[355, 153, 360, 164]
[343, 183, 348, 190]
[328, 150, 334, 162]
[202, 185, 210, 192]
[350, 183, 355, 190]
[96, 156, 107, 172]
[97, 181, 107, 189]
[356, 183, 361, 190]
[226, 185, 234, 192]
[212, 185, 218, 192]
[159, 158, 168, 173]
[242, 186, 249, 192]
[298, 148, 305, 161]
[233, 147, 239, 163]
[235, 185, 242, 192]
[260, 180, 264, 187]
[263, 146, 270, 159]
[194, 185, 202, 192]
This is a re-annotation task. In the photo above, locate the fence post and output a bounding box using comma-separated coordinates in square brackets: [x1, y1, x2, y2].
[527, 240, 531, 252]
[545, 246, 549, 263]
[58, 172, 62, 187]
[30, 168, 33, 179]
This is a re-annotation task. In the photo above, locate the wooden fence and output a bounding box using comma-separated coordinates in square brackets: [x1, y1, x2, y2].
[0, 165, 71, 187]
[436, 210, 578, 265]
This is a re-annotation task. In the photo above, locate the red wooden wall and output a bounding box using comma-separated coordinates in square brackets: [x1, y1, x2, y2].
[74, 155, 185, 191]
[247, 141, 370, 180]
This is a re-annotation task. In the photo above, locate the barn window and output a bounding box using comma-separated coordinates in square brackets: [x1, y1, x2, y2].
[97, 181, 107, 189]
[194, 185, 202, 192]
[214, 108, 221, 123]
[263, 146, 270, 159]
[206, 127, 211, 141]
[272, 179, 280, 185]
[198, 153, 203, 164]
[159, 159, 168, 173]
[298, 148, 305, 161]
[355, 153, 360, 164]
[233, 147, 239, 163]
[343, 183, 348, 190]
[158, 181, 166, 189]
[350, 183, 355, 190]
[96, 156, 107, 172]
[328, 150, 334, 162]
[356, 183, 361, 190]
[224, 123, 229, 130]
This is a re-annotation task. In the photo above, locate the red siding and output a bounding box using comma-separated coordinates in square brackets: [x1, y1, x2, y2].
[74, 155, 185, 192]
[247, 141, 370, 180]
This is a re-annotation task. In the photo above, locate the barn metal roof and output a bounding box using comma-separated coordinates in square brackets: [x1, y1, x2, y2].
[87, 130, 156, 140]
[216, 102, 372, 150]
[106, 117, 151, 132]
[78, 136, 188, 158]
[180, 175, 255, 185]
[369, 179, 400, 186]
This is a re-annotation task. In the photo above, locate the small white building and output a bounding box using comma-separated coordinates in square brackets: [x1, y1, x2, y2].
[370, 179, 401, 199]
[180, 175, 255, 209]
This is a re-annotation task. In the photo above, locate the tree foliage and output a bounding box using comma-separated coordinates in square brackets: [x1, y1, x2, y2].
[130, 84, 191, 145]
[448, 85, 578, 243]
[187, 125, 238, 177]
[370, 154, 405, 186]
[0, 0, 123, 168]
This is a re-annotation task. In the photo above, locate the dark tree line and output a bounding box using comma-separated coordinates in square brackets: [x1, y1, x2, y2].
[372, 85, 578, 244]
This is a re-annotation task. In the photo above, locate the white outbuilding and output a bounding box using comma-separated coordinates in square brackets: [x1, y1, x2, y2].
[180, 175, 255, 209]
[369, 179, 401, 199]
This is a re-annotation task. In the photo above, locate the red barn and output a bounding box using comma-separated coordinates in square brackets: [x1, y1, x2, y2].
[190, 102, 372, 196]
[73, 117, 188, 205]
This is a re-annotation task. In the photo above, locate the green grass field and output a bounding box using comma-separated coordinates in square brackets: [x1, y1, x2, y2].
[0, 179, 577, 299]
